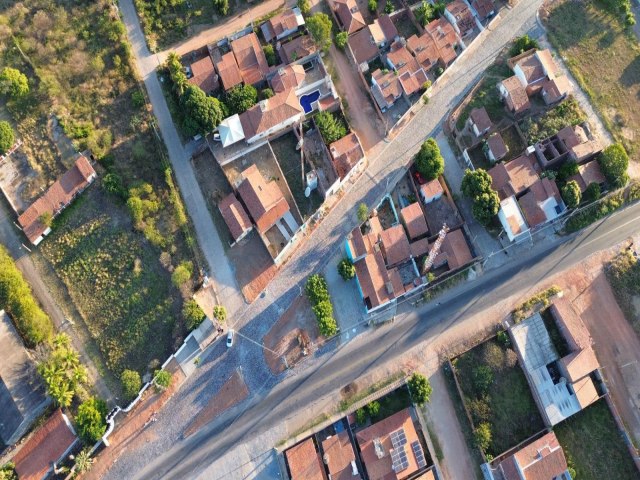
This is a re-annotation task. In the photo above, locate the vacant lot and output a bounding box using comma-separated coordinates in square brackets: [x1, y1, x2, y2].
[606, 250, 640, 335]
[544, 0, 640, 161]
[456, 63, 510, 130]
[40, 187, 182, 375]
[452, 338, 545, 456]
[555, 400, 638, 480]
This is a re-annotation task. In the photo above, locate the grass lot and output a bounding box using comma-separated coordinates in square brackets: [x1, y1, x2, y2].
[270, 133, 323, 220]
[555, 400, 638, 480]
[544, 0, 640, 162]
[499, 124, 525, 162]
[606, 249, 640, 336]
[367, 386, 411, 423]
[519, 96, 586, 144]
[40, 187, 182, 375]
[456, 65, 509, 130]
[452, 338, 545, 456]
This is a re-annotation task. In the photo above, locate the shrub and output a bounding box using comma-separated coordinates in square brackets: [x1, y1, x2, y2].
[315, 111, 347, 144]
[415, 138, 444, 181]
[496, 330, 510, 348]
[384, 0, 394, 13]
[368, 0, 377, 12]
[481, 342, 506, 372]
[297, 0, 311, 15]
[366, 400, 380, 417]
[0, 67, 29, 98]
[357, 203, 369, 222]
[307, 13, 333, 52]
[263, 44, 276, 66]
[39, 212, 53, 228]
[306, 274, 330, 304]
[224, 84, 258, 115]
[76, 398, 108, 443]
[335, 31, 348, 50]
[338, 258, 356, 280]
[154, 369, 172, 390]
[183, 299, 206, 330]
[212, 305, 227, 323]
[408, 373, 432, 406]
[172, 261, 193, 288]
[599, 143, 629, 188]
[461, 169, 493, 198]
[0, 121, 15, 155]
[471, 191, 500, 225]
[474, 422, 492, 451]
[0, 462, 17, 480]
[468, 397, 491, 423]
[0, 245, 54, 346]
[583, 182, 601, 203]
[261, 88, 274, 99]
[472, 365, 493, 394]
[313, 300, 338, 336]
[38, 334, 88, 407]
[556, 161, 579, 185]
[131, 90, 145, 108]
[421, 80, 432, 91]
[121, 369, 142, 400]
[214, 0, 229, 15]
[509, 35, 539, 57]
[103, 173, 127, 199]
[561, 180, 582, 208]
[356, 408, 367, 425]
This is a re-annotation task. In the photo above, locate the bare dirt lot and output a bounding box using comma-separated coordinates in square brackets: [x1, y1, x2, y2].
[183, 370, 249, 438]
[263, 295, 320, 374]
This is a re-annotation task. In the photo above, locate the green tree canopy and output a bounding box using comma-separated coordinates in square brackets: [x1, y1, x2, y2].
[357, 203, 369, 222]
[474, 422, 492, 452]
[306, 274, 330, 304]
[0, 67, 29, 98]
[38, 334, 88, 407]
[166, 52, 187, 95]
[407, 373, 433, 406]
[76, 397, 108, 443]
[180, 84, 224, 136]
[335, 32, 348, 50]
[415, 1, 436, 26]
[121, 369, 142, 400]
[172, 261, 193, 288]
[338, 258, 356, 280]
[0, 121, 15, 155]
[183, 299, 206, 330]
[415, 138, 444, 181]
[297, 0, 311, 15]
[315, 111, 347, 144]
[598, 143, 629, 188]
[461, 169, 493, 198]
[472, 191, 500, 225]
[307, 13, 333, 52]
[561, 180, 582, 208]
[263, 44, 276, 66]
[154, 369, 172, 390]
[214, 0, 229, 15]
[368, 0, 377, 13]
[212, 305, 227, 323]
[583, 182, 601, 203]
[313, 300, 338, 336]
[224, 84, 258, 115]
[509, 35, 539, 57]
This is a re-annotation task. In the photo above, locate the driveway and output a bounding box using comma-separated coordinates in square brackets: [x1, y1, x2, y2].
[118, 0, 246, 317]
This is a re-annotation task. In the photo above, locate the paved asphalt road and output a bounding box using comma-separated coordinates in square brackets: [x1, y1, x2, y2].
[142, 199, 640, 480]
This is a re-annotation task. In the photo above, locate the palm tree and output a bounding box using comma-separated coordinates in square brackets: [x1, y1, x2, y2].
[74, 449, 93, 473]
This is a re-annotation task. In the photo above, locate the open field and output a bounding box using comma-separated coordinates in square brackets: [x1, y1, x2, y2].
[555, 400, 638, 480]
[452, 338, 545, 456]
[40, 187, 184, 375]
[544, 0, 640, 161]
[606, 249, 640, 336]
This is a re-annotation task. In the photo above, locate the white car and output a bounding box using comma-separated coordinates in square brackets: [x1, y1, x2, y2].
[226, 329, 235, 348]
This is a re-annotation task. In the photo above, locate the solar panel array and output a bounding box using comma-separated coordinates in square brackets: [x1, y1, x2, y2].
[390, 428, 407, 449]
[391, 446, 409, 472]
[411, 441, 426, 468]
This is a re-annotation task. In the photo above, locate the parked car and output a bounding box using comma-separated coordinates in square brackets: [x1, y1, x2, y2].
[226, 329, 235, 348]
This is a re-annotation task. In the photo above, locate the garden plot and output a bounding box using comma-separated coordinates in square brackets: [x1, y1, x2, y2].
[451, 337, 545, 457]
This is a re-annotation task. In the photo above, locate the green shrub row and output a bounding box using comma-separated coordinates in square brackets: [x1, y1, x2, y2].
[0, 245, 53, 346]
[305, 274, 338, 336]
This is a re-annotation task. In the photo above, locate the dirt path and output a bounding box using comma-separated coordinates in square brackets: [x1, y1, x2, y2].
[423, 369, 478, 480]
[325, 45, 384, 152]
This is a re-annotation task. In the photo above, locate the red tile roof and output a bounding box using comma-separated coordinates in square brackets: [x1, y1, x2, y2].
[420, 179, 444, 201]
[410, 238, 430, 258]
[501, 76, 530, 114]
[568, 161, 606, 192]
[400, 202, 428, 240]
[334, 0, 366, 34]
[13, 409, 77, 480]
[425, 18, 459, 66]
[472, 0, 495, 19]
[218, 193, 252, 241]
[487, 133, 508, 160]
[263, 8, 302, 42]
[380, 224, 411, 266]
[215, 52, 243, 90]
[446, 0, 476, 34]
[406, 34, 440, 72]
[499, 432, 568, 480]
[270, 64, 306, 93]
[321, 431, 361, 480]
[372, 69, 402, 108]
[18, 154, 96, 244]
[488, 154, 539, 199]
[236, 165, 290, 233]
[348, 27, 380, 65]
[329, 132, 365, 179]
[440, 228, 473, 270]
[354, 250, 393, 309]
[518, 190, 546, 228]
[387, 43, 428, 96]
[509, 49, 545, 86]
[469, 107, 492, 133]
[188, 56, 219, 93]
[231, 33, 270, 86]
[286, 438, 327, 480]
[281, 35, 317, 64]
[239, 88, 303, 140]
[355, 409, 423, 480]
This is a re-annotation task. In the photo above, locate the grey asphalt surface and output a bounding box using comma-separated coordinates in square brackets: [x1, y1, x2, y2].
[97, 1, 563, 478]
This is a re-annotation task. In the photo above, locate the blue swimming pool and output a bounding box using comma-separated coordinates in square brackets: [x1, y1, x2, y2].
[299, 90, 321, 114]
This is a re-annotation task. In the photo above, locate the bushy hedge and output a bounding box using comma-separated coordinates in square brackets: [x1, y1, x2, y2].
[0, 245, 53, 346]
[305, 274, 338, 336]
